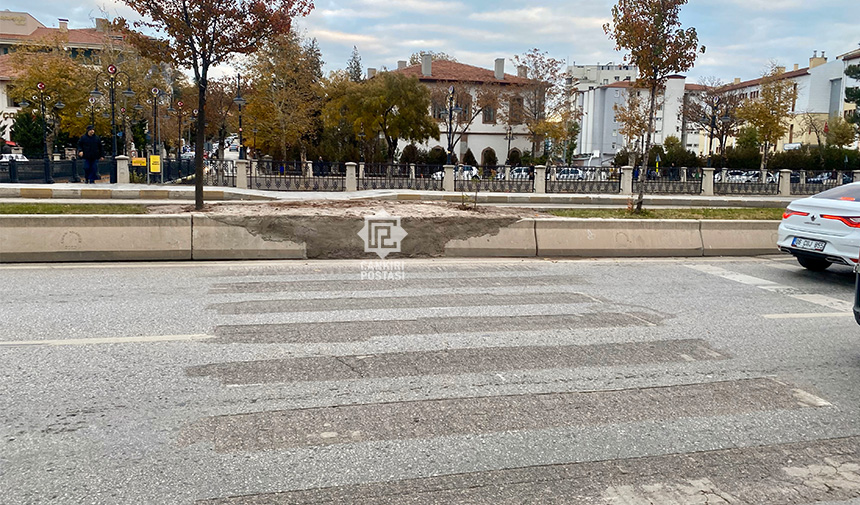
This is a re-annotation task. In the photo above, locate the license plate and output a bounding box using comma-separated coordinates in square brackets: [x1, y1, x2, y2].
[792, 237, 826, 251]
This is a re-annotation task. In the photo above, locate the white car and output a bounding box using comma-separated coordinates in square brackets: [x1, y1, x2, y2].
[0, 153, 28, 162]
[777, 183, 860, 271]
[556, 167, 586, 180]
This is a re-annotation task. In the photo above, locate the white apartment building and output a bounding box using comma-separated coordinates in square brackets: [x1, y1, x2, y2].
[566, 63, 638, 92]
[576, 75, 700, 165]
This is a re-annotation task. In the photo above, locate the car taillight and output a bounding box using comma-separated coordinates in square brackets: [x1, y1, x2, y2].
[821, 215, 860, 228]
[782, 209, 809, 219]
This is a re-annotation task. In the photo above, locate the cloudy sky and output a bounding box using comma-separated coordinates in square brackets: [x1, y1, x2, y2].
[5, 0, 859, 84]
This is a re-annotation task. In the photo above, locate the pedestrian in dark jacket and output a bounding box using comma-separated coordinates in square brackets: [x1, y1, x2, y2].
[77, 125, 103, 183]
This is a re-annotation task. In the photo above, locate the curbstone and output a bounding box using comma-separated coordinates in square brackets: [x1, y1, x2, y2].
[444, 219, 536, 257]
[191, 214, 306, 260]
[700, 220, 780, 256]
[535, 218, 704, 257]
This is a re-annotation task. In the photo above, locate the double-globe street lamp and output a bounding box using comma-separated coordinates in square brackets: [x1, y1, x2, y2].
[233, 73, 247, 160]
[504, 125, 516, 165]
[18, 81, 65, 184]
[440, 85, 462, 165]
[90, 64, 135, 182]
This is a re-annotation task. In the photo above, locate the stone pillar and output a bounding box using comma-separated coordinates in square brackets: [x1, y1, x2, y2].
[779, 170, 791, 196]
[621, 166, 634, 194]
[115, 156, 130, 184]
[854, 171, 860, 185]
[359, 162, 365, 179]
[800, 170, 807, 187]
[680, 167, 687, 183]
[443, 164, 455, 192]
[409, 163, 416, 180]
[52, 153, 61, 161]
[535, 165, 547, 194]
[702, 167, 715, 196]
[760, 168, 767, 184]
[236, 159, 249, 189]
[304, 161, 313, 178]
[346, 162, 358, 192]
[550, 166, 557, 182]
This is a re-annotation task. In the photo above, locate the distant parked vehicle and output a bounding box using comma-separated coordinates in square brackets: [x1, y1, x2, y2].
[556, 167, 586, 180]
[0, 153, 29, 162]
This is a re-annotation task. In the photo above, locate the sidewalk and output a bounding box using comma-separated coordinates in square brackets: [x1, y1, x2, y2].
[0, 183, 798, 208]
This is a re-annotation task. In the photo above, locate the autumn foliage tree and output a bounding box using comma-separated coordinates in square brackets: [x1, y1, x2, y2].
[510, 49, 567, 156]
[736, 65, 798, 170]
[604, 0, 703, 211]
[118, 0, 314, 209]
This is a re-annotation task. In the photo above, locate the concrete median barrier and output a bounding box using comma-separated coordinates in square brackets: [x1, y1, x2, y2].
[192, 214, 307, 260]
[535, 218, 704, 257]
[0, 215, 191, 262]
[700, 220, 780, 256]
[444, 219, 537, 257]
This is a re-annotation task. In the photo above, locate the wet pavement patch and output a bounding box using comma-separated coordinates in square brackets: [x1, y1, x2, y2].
[210, 312, 664, 344]
[187, 338, 728, 385]
[197, 435, 860, 504]
[180, 378, 819, 453]
[208, 292, 599, 315]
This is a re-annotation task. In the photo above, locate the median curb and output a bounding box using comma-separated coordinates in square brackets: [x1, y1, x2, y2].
[0, 214, 781, 263]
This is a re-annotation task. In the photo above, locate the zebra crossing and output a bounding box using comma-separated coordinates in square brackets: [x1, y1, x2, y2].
[183, 258, 860, 504]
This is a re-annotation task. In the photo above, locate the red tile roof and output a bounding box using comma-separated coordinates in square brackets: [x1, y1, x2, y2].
[0, 27, 118, 47]
[392, 60, 538, 86]
[721, 67, 810, 92]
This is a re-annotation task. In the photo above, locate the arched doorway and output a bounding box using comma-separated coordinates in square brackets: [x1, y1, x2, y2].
[481, 147, 498, 167]
[507, 149, 522, 166]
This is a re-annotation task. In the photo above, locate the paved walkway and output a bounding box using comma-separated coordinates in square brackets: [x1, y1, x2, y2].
[0, 183, 798, 208]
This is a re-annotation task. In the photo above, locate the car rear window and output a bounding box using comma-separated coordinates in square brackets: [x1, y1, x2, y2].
[812, 184, 860, 201]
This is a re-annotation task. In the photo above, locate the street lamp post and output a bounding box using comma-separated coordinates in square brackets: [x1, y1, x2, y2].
[233, 73, 247, 160]
[440, 85, 461, 165]
[19, 81, 65, 184]
[504, 125, 515, 165]
[90, 64, 135, 182]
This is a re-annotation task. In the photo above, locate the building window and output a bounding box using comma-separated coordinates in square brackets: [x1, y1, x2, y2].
[603, 79, 609, 85]
[482, 106, 496, 124]
[615, 76, 620, 81]
[612, 129, 617, 137]
[432, 101, 445, 120]
[509, 97, 524, 124]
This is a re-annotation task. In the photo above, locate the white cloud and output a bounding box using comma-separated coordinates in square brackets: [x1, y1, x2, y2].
[357, 0, 466, 15]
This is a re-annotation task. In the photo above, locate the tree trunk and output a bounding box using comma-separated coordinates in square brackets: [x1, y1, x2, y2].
[195, 79, 207, 210]
[635, 86, 659, 213]
[760, 140, 768, 171]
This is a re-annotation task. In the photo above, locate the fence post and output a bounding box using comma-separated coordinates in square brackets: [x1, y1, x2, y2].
[236, 159, 249, 189]
[346, 162, 357, 192]
[443, 164, 455, 192]
[359, 162, 365, 179]
[116, 156, 130, 184]
[409, 163, 416, 180]
[9, 158, 18, 183]
[779, 169, 791, 196]
[70, 158, 80, 183]
[504, 165, 510, 180]
[702, 167, 715, 196]
[535, 165, 546, 193]
[621, 166, 633, 194]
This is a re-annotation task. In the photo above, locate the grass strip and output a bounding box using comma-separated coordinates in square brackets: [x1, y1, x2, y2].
[0, 203, 149, 215]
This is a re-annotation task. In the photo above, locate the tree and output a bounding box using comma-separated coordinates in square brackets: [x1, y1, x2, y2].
[326, 72, 439, 163]
[462, 148, 477, 166]
[604, 0, 703, 211]
[408, 51, 456, 66]
[346, 46, 363, 82]
[510, 48, 569, 156]
[736, 64, 798, 169]
[683, 77, 742, 159]
[10, 111, 45, 158]
[246, 32, 324, 162]
[736, 126, 760, 150]
[846, 64, 860, 137]
[428, 82, 506, 162]
[827, 116, 856, 149]
[613, 87, 652, 165]
[118, 0, 313, 210]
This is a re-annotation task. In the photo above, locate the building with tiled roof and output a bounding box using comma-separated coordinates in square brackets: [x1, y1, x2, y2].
[0, 11, 120, 141]
[388, 55, 540, 165]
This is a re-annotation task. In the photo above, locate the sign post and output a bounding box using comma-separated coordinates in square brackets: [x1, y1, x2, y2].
[149, 155, 161, 184]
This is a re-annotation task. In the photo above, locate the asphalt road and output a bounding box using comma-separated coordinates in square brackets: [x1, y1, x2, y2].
[2, 256, 860, 504]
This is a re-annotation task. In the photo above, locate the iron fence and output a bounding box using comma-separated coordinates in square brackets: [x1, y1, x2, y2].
[454, 166, 534, 193]
[714, 169, 779, 195]
[547, 167, 621, 194]
[250, 159, 345, 191]
[791, 170, 851, 195]
[634, 167, 703, 195]
[0, 158, 108, 183]
[202, 159, 237, 188]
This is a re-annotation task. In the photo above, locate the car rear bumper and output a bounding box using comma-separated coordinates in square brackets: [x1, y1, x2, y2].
[777, 226, 858, 266]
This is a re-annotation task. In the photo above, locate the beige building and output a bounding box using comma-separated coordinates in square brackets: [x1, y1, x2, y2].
[0, 11, 117, 141]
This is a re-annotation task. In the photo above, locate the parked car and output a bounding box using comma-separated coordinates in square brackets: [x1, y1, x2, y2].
[430, 166, 480, 180]
[777, 182, 860, 271]
[556, 167, 586, 180]
[0, 153, 29, 162]
[855, 256, 860, 325]
[180, 151, 196, 160]
[508, 166, 533, 180]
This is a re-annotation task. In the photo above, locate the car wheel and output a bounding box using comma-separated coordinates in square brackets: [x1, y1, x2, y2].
[796, 256, 831, 271]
